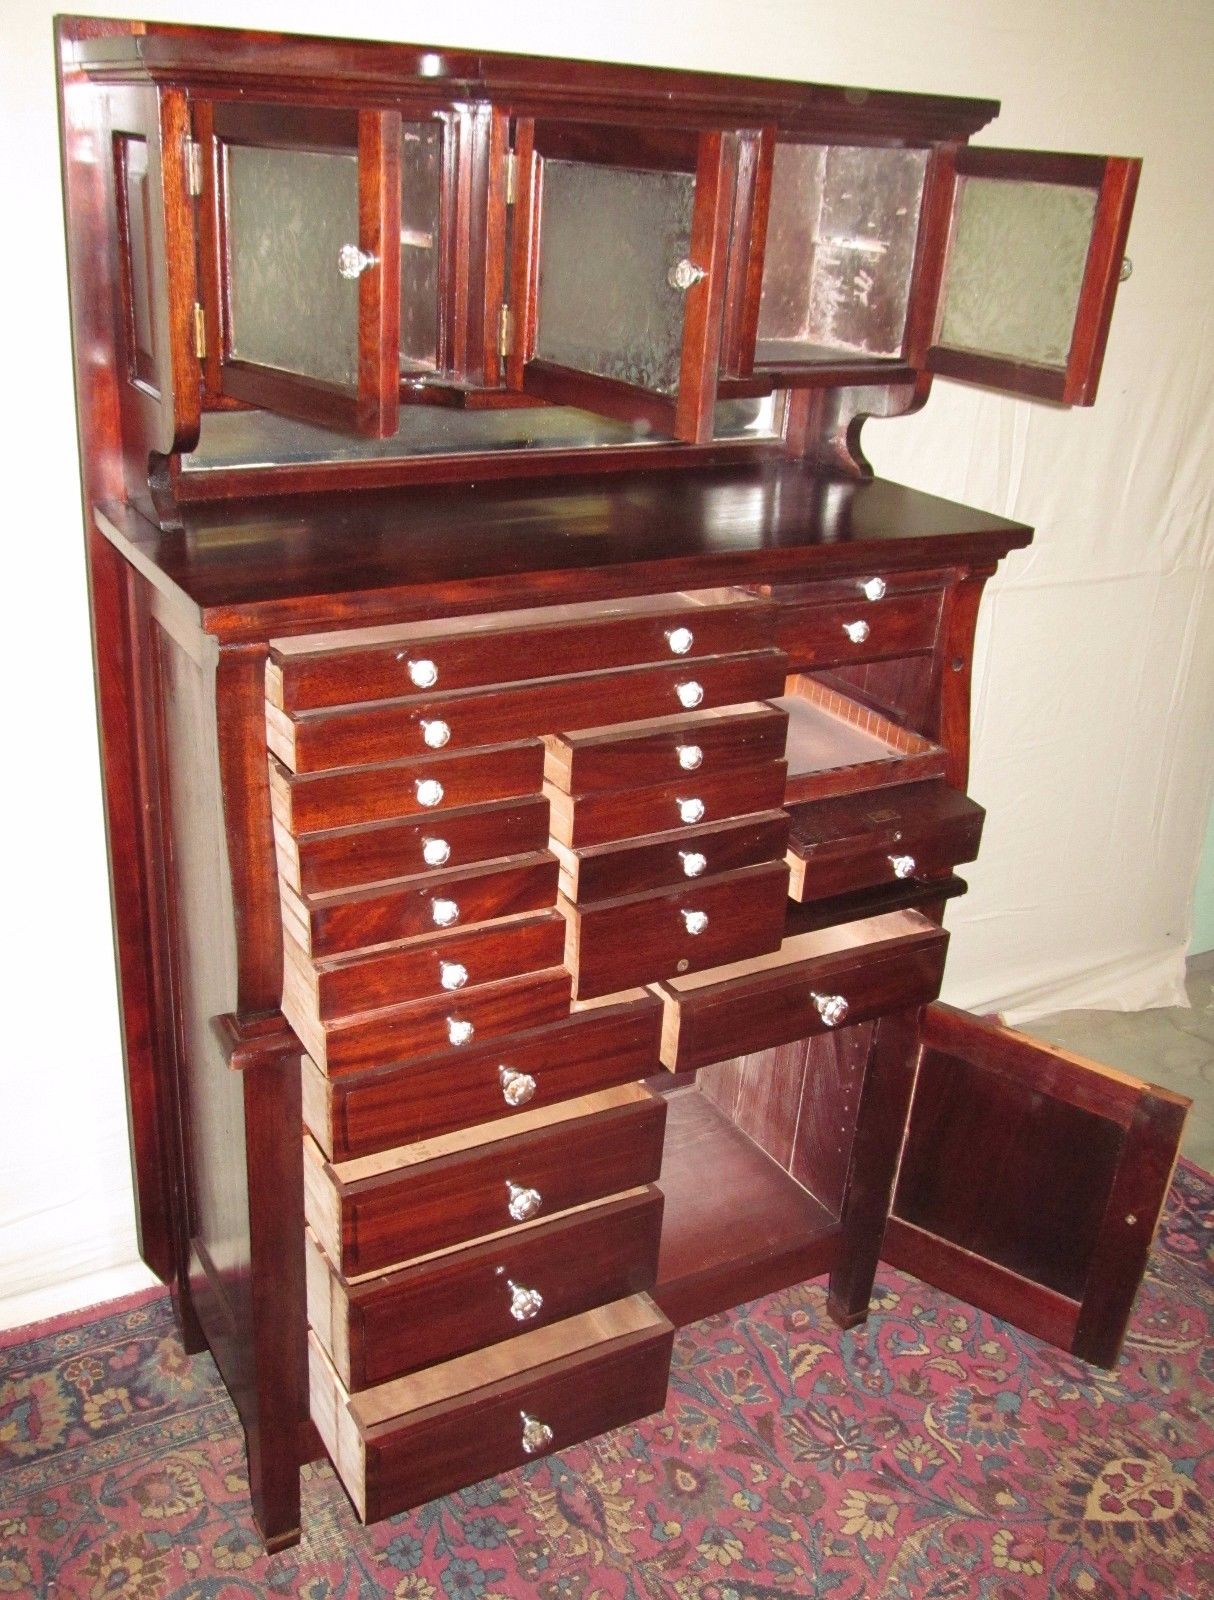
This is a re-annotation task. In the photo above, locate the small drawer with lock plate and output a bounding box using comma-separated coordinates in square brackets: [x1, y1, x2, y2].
[543, 702, 788, 795]
[774, 589, 943, 671]
[545, 761, 788, 851]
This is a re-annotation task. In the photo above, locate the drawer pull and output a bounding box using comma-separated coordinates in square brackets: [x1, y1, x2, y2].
[507, 1181, 543, 1222]
[499, 1066, 537, 1107]
[416, 778, 445, 808]
[678, 797, 706, 825]
[810, 991, 849, 1027]
[860, 576, 887, 601]
[337, 242, 377, 279]
[679, 850, 707, 878]
[666, 625, 694, 655]
[447, 1016, 475, 1047]
[508, 1281, 544, 1322]
[888, 853, 917, 880]
[422, 836, 451, 867]
[842, 620, 871, 644]
[439, 960, 469, 991]
[520, 1412, 554, 1455]
[676, 680, 705, 709]
[431, 898, 460, 928]
[676, 743, 703, 771]
[421, 718, 452, 749]
[681, 909, 709, 936]
[401, 656, 439, 688]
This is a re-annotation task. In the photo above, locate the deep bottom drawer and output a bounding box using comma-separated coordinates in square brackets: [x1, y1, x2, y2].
[310, 1295, 674, 1523]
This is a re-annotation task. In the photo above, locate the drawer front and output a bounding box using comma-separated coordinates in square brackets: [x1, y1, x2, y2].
[547, 761, 789, 850]
[305, 994, 665, 1160]
[270, 742, 545, 835]
[559, 811, 791, 904]
[271, 597, 772, 709]
[273, 651, 788, 774]
[545, 703, 789, 795]
[281, 796, 552, 895]
[775, 591, 942, 670]
[314, 1188, 664, 1389]
[563, 860, 790, 1000]
[283, 852, 560, 958]
[317, 1091, 668, 1276]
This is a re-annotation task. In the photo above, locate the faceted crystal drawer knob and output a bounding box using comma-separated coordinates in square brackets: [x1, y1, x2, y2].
[440, 960, 468, 991]
[499, 1066, 537, 1107]
[520, 1412, 553, 1455]
[508, 1281, 544, 1322]
[403, 656, 438, 688]
[679, 850, 707, 878]
[667, 258, 706, 291]
[842, 620, 871, 644]
[681, 909, 709, 936]
[678, 797, 706, 825]
[810, 991, 849, 1027]
[447, 1016, 474, 1047]
[666, 625, 694, 655]
[676, 680, 705, 708]
[421, 718, 451, 749]
[677, 743, 703, 771]
[422, 836, 451, 867]
[860, 577, 887, 601]
[416, 778, 444, 808]
[507, 1181, 542, 1222]
[337, 243, 377, 279]
[431, 898, 459, 927]
[888, 853, 917, 880]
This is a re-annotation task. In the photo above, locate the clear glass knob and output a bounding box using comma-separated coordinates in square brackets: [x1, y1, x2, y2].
[439, 960, 468, 991]
[508, 1281, 544, 1322]
[422, 836, 451, 867]
[679, 850, 707, 878]
[337, 243, 376, 279]
[678, 797, 706, 825]
[666, 625, 694, 655]
[677, 743, 703, 771]
[447, 1016, 474, 1047]
[676, 680, 705, 709]
[507, 1181, 542, 1222]
[888, 853, 917, 880]
[860, 577, 887, 602]
[842, 620, 871, 644]
[811, 991, 849, 1027]
[520, 1412, 553, 1454]
[681, 909, 708, 936]
[431, 898, 459, 927]
[421, 718, 451, 749]
[403, 656, 438, 688]
[499, 1066, 537, 1107]
[416, 778, 444, 808]
[667, 258, 706, 291]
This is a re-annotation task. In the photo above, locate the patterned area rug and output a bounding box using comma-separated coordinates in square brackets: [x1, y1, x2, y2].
[2, 1162, 1211, 1600]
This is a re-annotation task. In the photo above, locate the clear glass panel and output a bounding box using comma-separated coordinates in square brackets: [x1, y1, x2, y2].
[757, 144, 927, 363]
[226, 144, 360, 389]
[535, 160, 695, 395]
[400, 121, 442, 372]
[937, 177, 1098, 367]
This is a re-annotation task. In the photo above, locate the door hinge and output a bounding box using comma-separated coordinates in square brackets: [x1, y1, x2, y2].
[497, 304, 513, 360]
[192, 303, 207, 361]
[184, 138, 203, 198]
[504, 150, 518, 206]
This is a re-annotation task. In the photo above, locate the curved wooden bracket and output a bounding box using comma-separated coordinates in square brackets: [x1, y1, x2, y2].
[785, 372, 933, 479]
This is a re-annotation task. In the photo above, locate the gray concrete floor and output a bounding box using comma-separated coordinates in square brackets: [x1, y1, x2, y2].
[1023, 949, 1214, 1173]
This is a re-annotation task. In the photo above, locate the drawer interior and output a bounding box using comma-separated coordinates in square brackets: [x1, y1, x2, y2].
[778, 675, 947, 802]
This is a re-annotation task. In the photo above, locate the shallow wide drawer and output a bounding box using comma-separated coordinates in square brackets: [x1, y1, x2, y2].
[561, 860, 790, 1000]
[302, 991, 665, 1160]
[787, 780, 985, 903]
[775, 590, 942, 670]
[546, 760, 788, 850]
[651, 909, 950, 1071]
[304, 1084, 667, 1276]
[544, 702, 788, 795]
[280, 851, 560, 959]
[269, 742, 545, 835]
[307, 1186, 664, 1389]
[270, 592, 772, 709]
[554, 811, 791, 905]
[269, 652, 788, 774]
[309, 1294, 673, 1524]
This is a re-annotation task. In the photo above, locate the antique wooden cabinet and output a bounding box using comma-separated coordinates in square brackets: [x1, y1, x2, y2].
[56, 17, 1187, 1550]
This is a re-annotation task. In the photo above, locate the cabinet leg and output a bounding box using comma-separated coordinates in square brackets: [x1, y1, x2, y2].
[170, 1272, 208, 1355]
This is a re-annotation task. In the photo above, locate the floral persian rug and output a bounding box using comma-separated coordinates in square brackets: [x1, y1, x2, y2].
[2, 1161, 1211, 1600]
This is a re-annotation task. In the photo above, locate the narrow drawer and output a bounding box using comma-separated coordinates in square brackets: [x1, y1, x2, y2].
[309, 1295, 674, 1524]
[307, 1186, 664, 1389]
[546, 760, 788, 850]
[276, 796, 552, 895]
[787, 780, 985, 903]
[561, 860, 790, 1000]
[544, 702, 788, 795]
[269, 591, 771, 708]
[775, 590, 942, 670]
[269, 741, 544, 835]
[652, 909, 950, 1072]
[554, 810, 791, 905]
[304, 1084, 667, 1276]
[269, 651, 788, 774]
[280, 851, 560, 959]
[302, 991, 665, 1160]
[285, 964, 573, 1077]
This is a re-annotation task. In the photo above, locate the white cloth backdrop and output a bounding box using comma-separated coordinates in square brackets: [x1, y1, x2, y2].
[2, 0, 1211, 1325]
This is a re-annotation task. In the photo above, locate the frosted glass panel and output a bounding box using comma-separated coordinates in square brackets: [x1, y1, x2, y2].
[400, 121, 442, 372]
[938, 177, 1098, 367]
[536, 160, 695, 395]
[227, 145, 360, 389]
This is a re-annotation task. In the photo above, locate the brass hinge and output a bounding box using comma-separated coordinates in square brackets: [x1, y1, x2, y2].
[192, 303, 207, 361]
[184, 138, 203, 197]
[504, 150, 518, 206]
[497, 304, 513, 360]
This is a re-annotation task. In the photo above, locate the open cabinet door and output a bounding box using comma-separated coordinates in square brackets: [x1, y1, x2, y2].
[882, 1004, 1188, 1368]
[200, 101, 401, 436]
[913, 147, 1139, 405]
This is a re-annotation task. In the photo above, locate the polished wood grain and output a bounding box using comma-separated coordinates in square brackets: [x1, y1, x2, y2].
[545, 760, 788, 850]
[554, 809, 791, 904]
[776, 589, 942, 670]
[543, 701, 788, 794]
